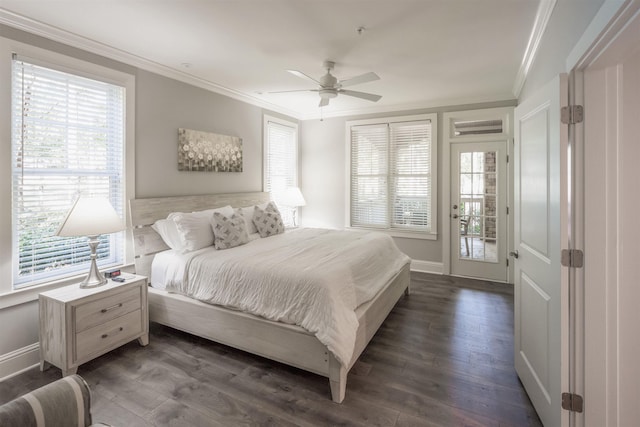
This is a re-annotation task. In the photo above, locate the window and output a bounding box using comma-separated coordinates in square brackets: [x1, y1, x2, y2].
[347, 114, 437, 238]
[11, 55, 126, 289]
[263, 115, 299, 227]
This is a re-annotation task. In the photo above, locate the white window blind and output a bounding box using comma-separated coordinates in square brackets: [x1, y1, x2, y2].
[12, 55, 125, 288]
[264, 117, 298, 226]
[350, 124, 389, 228]
[390, 121, 432, 229]
[350, 118, 434, 234]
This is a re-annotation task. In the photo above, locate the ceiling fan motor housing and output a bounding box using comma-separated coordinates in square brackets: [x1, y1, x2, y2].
[319, 88, 338, 99]
[320, 73, 338, 88]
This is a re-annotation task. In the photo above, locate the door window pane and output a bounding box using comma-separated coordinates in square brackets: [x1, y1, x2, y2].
[457, 150, 498, 262]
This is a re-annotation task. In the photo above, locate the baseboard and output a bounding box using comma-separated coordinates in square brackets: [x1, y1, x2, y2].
[0, 343, 39, 381]
[410, 259, 443, 275]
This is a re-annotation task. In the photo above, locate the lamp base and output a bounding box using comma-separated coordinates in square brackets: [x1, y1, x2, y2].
[80, 236, 108, 289]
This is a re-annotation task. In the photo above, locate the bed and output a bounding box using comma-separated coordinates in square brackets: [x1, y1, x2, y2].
[129, 192, 411, 403]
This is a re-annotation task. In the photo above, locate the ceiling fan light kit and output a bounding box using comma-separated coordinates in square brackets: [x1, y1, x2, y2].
[271, 60, 382, 107]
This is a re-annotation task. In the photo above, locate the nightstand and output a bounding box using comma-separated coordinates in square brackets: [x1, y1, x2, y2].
[39, 274, 149, 376]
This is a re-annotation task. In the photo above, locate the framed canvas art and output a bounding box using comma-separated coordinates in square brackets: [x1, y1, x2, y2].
[178, 128, 243, 172]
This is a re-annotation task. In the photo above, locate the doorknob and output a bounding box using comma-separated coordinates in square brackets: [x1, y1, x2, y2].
[452, 204, 458, 210]
[509, 250, 519, 259]
[452, 214, 459, 219]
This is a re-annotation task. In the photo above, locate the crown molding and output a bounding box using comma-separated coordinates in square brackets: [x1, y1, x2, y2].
[512, 0, 557, 98]
[0, 8, 303, 120]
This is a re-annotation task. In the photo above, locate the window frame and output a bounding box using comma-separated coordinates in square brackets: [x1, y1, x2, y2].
[345, 113, 438, 240]
[0, 38, 136, 308]
[263, 114, 299, 227]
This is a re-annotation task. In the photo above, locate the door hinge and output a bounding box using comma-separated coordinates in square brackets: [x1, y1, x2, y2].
[561, 105, 584, 124]
[506, 258, 509, 267]
[562, 392, 584, 413]
[506, 154, 509, 163]
[561, 249, 584, 268]
[506, 206, 509, 215]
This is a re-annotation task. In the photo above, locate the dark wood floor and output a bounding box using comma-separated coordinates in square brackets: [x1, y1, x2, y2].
[0, 272, 541, 426]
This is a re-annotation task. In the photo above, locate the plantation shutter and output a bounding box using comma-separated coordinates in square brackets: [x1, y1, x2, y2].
[12, 55, 125, 288]
[389, 120, 431, 230]
[264, 119, 297, 226]
[350, 124, 389, 228]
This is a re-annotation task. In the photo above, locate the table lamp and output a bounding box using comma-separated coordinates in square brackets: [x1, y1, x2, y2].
[279, 187, 306, 227]
[56, 197, 124, 288]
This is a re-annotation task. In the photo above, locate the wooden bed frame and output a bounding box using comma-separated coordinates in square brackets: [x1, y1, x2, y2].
[129, 191, 410, 403]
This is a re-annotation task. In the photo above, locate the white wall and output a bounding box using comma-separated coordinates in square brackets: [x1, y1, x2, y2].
[135, 70, 267, 198]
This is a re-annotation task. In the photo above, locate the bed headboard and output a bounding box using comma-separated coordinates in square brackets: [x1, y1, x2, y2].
[129, 191, 271, 278]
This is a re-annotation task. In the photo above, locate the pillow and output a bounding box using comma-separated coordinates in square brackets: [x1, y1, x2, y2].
[237, 206, 258, 234]
[168, 205, 234, 252]
[211, 212, 249, 250]
[192, 205, 234, 218]
[235, 203, 268, 235]
[151, 219, 185, 252]
[252, 202, 285, 238]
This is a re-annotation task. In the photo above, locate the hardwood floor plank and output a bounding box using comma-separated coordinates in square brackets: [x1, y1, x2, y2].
[0, 272, 542, 426]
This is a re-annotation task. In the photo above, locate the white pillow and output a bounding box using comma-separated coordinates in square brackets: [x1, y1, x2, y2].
[211, 212, 249, 250]
[151, 219, 186, 252]
[236, 204, 268, 235]
[192, 205, 234, 218]
[168, 205, 234, 252]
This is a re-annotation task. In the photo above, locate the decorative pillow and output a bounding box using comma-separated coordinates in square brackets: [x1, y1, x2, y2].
[252, 202, 285, 238]
[168, 205, 233, 252]
[151, 219, 186, 252]
[211, 212, 249, 249]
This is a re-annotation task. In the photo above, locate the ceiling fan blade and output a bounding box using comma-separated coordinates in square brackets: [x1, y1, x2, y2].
[287, 70, 321, 85]
[339, 72, 380, 88]
[319, 97, 330, 107]
[340, 89, 382, 102]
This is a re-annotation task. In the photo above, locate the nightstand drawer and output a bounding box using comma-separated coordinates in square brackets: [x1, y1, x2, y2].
[75, 309, 143, 361]
[75, 287, 141, 332]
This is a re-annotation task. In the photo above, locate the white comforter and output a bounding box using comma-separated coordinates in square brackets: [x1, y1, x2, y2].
[158, 228, 410, 366]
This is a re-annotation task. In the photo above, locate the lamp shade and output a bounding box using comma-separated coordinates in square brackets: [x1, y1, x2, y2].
[56, 197, 124, 237]
[279, 187, 306, 207]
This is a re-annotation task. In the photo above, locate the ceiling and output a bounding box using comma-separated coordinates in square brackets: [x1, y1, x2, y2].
[0, 0, 544, 120]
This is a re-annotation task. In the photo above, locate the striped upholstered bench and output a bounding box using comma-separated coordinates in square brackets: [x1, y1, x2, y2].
[0, 374, 105, 427]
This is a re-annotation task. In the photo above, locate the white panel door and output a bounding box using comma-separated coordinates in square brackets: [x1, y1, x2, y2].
[514, 75, 569, 427]
[450, 141, 508, 282]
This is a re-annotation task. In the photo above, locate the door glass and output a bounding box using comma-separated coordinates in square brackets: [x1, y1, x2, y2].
[458, 150, 498, 262]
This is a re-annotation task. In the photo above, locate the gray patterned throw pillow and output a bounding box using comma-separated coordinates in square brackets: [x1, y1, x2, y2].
[211, 212, 249, 249]
[253, 202, 285, 238]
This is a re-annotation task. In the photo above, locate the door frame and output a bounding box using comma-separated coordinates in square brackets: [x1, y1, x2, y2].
[567, 2, 640, 425]
[442, 107, 514, 282]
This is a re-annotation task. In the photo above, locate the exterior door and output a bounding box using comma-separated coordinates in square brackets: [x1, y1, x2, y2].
[513, 74, 569, 427]
[450, 141, 507, 282]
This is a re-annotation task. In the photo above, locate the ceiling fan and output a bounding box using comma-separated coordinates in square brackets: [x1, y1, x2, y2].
[271, 60, 382, 107]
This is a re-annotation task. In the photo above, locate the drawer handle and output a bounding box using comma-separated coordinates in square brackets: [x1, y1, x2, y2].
[101, 303, 123, 313]
[101, 327, 124, 339]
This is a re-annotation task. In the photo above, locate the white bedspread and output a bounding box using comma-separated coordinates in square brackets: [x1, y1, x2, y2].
[153, 228, 410, 366]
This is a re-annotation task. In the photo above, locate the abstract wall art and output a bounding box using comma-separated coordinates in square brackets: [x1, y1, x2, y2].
[178, 128, 243, 172]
